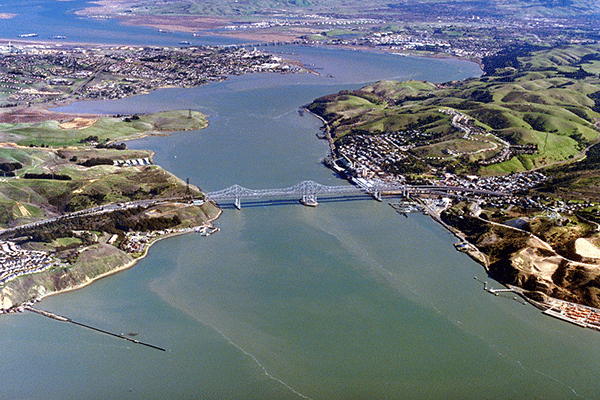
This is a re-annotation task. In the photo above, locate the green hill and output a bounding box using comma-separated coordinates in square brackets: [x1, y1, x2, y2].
[308, 43, 600, 175]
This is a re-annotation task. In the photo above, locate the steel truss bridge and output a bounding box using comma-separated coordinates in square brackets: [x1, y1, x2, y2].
[206, 180, 509, 209]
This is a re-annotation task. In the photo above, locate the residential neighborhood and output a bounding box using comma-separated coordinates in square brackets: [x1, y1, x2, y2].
[0, 44, 300, 107]
[0, 240, 62, 287]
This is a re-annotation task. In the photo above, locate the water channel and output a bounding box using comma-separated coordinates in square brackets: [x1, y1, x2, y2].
[1, 3, 599, 399]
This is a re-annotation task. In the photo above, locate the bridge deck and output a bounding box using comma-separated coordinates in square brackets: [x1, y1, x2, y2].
[206, 180, 509, 209]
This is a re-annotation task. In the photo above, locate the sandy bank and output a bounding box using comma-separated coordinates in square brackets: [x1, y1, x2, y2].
[575, 238, 600, 259]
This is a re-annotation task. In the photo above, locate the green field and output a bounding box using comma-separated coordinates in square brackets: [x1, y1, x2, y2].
[0, 109, 209, 227]
[0, 110, 208, 147]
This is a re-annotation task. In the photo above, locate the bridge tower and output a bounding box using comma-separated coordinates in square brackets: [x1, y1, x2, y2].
[300, 181, 319, 207]
[233, 185, 242, 209]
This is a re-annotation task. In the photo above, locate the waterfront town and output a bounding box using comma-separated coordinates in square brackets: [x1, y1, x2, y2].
[0, 43, 300, 107]
[121, 225, 218, 254]
[0, 221, 218, 315]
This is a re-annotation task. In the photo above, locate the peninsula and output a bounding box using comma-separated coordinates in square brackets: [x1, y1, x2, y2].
[0, 42, 300, 312]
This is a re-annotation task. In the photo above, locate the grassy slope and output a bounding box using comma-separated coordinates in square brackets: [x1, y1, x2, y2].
[0, 149, 201, 227]
[309, 44, 600, 175]
[0, 110, 208, 147]
[0, 110, 209, 227]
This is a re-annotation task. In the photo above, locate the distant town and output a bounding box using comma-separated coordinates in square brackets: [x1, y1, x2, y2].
[0, 43, 301, 107]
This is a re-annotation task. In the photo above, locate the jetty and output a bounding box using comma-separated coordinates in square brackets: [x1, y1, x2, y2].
[25, 306, 166, 352]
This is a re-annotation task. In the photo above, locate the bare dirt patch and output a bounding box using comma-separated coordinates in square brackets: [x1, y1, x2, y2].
[104, 13, 302, 42]
[14, 202, 31, 218]
[119, 15, 231, 32]
[575, 238, 600, 259]
[0, 108, 99, 124]
[59, 117, 98, 130]
[74, 0, 130, 16]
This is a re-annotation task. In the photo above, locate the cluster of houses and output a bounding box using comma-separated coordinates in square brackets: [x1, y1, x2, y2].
[336, 130, 438, 181]
[121, 226, 202, 254]
[366, 32, 451, 51]
[224, 17, 381, 32]
[76, 47, 295, 101]
[442, 171, 547, 195]
[114, 158, 152, 167]
[0, 44, 300, 106]
[0, 240, 60, 285]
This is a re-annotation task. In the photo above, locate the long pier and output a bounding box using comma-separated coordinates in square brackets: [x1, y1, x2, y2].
[25, 306, 166, 352]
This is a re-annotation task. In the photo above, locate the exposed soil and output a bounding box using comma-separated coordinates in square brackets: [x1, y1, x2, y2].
[0, 108, 98, 124]
[59, 117, 98, 130]
[118, 15, 231, 32]
[576, 238, 600, 259]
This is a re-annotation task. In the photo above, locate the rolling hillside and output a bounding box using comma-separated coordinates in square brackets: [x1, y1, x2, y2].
[308, 43, 600, 176]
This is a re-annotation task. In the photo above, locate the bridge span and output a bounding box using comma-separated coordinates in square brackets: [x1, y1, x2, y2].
[206, 180, 509, 209]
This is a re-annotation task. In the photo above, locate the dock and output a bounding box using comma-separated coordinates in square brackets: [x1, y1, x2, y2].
[474, 280, 600, 332]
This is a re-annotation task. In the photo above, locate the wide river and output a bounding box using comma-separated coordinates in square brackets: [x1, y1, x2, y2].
[2, 4, 600, 400]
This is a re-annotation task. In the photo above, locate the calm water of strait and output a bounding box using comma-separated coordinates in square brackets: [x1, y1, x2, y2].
[0, 5, 599, 398]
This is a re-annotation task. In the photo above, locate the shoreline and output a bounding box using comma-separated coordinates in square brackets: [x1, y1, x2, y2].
[309, 105, 600, 333]
[69, 2, 485, 69]
[7, 205, 223, 312]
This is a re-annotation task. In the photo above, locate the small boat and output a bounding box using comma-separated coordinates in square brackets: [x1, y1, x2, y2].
[52, 35, 67, 40]
[179, 41, 191, 45]
[18, 33, 38, 38]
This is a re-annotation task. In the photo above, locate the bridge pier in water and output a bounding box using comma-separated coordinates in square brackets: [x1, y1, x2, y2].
[300, 194, 318, 207]
[372, 190, 382, 202]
